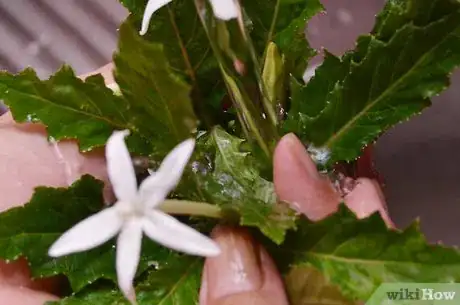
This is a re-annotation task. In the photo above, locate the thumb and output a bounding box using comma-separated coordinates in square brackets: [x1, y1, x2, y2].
[200, 226, 288, 305]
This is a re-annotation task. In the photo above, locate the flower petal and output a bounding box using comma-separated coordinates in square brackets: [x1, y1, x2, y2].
[106, 130, 138, 202]
[208, 0, 238, 20]
[138, 139, 195, 207]
[143, 210, 221, 257]
[116, 220, 143, 304]
[48, 208, 122, 257]
[136, 174, 169, 208]
[140, 0, 173, 36]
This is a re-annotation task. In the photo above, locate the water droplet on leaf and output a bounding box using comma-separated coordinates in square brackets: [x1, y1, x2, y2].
[148, 260, 160, 270]
[307, 145, 331, 165]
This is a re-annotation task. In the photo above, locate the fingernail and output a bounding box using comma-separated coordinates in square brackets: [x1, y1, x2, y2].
[370, 180, 394, 228]
[283, 133, 319, 178]
[206, 226, 262, 301]
[369, 180, 386, 207]
[344, 178, 394, 228]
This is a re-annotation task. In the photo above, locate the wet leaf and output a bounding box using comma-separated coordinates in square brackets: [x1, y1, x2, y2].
[196, 127, 297, 244]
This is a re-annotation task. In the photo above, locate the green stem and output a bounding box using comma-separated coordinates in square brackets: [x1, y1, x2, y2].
[192, 0, 272, 158]
[267, 0, 281, 46]
[237, 16, 278, 127]
[220, 68, 271, 157]
[167, 7, 196, 83]
[159, 199, 222, 219]
[167, 7, 215, 128]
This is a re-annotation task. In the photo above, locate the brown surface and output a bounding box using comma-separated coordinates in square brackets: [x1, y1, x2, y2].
[1, 0, 459, 244]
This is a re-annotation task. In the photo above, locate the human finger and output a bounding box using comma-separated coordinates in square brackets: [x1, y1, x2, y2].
[0, 286, 58, 305]
[273, 133, 392, 226]
[200, 226, 289, 305]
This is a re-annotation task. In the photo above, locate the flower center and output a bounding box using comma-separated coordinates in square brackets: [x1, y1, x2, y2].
[115, 200, 145, 219]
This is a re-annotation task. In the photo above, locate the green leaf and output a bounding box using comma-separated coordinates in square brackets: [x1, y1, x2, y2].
[0, 175, 113, 292]
[271, 204, 460, 301]
[121, 0, 323, 78]
[121, 1, 216, 83]
[114, 18, 199, 154]
[118, 0, 323, 130]
[284, 0, 460, 164]
[119, 0, 145, 16]
[119, 1, 224, 127]
[0, 11, 200, 155]
[196, 127, 296, 244]
[262, 42, 286, 112]
[0, 175, 210, 295]
[0, 68, 147, 153]
[50, 255, 202, 305]
[287, 51, 351, 120]
[245, 0, 323, 77]
[285, 266, 357, 305]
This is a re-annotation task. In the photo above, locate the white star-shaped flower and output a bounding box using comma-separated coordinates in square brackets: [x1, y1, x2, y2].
[48, 130, 220, 303]
[139, 0, 239, 36]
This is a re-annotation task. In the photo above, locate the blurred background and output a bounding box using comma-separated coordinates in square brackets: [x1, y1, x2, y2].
[1, 0, 459, 244]
[0, 0, 126, 77]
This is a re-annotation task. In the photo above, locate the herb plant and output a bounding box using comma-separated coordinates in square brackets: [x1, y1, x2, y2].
[1, 0, 460, 304]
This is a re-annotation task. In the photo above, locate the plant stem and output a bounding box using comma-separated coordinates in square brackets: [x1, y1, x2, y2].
[167, 7, 196, 83]
[192, 0, 273, 158]
[160, 199, 222, 219]
[237, 15, 278, 127]
[220, 68, 272, 157]
[267, 0, 281, 46]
